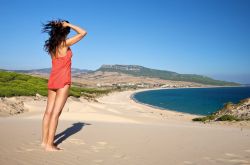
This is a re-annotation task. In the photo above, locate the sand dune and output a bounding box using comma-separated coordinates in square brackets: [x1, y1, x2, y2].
[0, 89, 250, 165]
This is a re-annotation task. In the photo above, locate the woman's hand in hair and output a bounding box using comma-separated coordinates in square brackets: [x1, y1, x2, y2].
[62, 21, 70, 27]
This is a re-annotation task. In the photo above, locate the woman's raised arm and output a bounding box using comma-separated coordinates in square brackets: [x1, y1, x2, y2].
[62, 22, 87, 46]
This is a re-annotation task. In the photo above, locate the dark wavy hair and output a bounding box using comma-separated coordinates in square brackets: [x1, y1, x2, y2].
[42, 19, 71, 57]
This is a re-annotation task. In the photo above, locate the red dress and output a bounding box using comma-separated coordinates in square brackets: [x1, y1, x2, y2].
[48, 47, 73, 89]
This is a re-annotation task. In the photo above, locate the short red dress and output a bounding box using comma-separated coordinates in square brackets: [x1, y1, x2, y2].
[48, 47, 73, 89]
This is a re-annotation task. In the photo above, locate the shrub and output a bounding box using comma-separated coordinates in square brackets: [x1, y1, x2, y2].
[216, 115, 239, 121]
[192, 117, 207, 122]
[192, 114, 216, 122]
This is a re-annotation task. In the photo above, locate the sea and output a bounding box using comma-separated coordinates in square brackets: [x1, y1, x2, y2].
[131, 86, 250, 115]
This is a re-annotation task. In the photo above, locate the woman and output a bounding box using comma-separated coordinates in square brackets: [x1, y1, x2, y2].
[41, 19, 87, 151]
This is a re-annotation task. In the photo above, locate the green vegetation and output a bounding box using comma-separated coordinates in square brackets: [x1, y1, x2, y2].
[0, 71, 48, 97]
[192, 114, 216, 122]
[192, 114, 241, 122]
[216, 115, 240, 121]
[0, 71, 112, 98]
[69, 86, 112, 98]
[97, 65, 240, 86]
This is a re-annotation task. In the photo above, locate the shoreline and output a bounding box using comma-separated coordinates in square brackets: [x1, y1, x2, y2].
[128, 86, 250, 128]
[129, 88, 203, 118]
[129, 85, 249, 116]
[129, 85, 238, 117]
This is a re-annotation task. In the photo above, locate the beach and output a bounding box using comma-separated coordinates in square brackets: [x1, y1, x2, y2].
[0, 88, 250, 165]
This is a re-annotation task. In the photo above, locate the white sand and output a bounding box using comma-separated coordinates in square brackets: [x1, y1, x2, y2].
[0, 89, 250, 165]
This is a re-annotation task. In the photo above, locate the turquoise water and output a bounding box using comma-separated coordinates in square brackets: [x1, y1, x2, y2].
[132, 86, 250, 115]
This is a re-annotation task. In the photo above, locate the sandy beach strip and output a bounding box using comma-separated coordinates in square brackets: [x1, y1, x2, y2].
[0, 88, 250, 165]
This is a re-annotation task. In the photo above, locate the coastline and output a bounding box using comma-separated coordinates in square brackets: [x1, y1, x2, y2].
[129, 87, 204, 118]
[129, 85, 239, 117]
[125, 87, 211, 123]
[129, 86, 250, 128]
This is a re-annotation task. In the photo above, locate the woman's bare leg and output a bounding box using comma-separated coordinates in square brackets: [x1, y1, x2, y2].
[41, 89, 57, 147]
[46, 84, 70, 151]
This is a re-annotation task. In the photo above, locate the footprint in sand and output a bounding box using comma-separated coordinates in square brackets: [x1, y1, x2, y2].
[97, 141, 126, 160]
[93, 159, 104, 164]
[202, 156, 211, 160]
[82, 150, 92, 154]
[113, 153, 128, 159]
[96, 141, 107, 146]
[224, 153, 250, 164]
[90, 141, 109, 153]
[183, 161, 194, 164]
[216, 158, 250, 164]
[67, 138, 85, 145]
[90, 145, 100, 153]
[225, 153, 241, 158]
[15, 146, 38, 153]
[15, 140, 41, 153]
[245, 149, 250, 153]
[228, 159, 249, 164]
[15, 147, 25, 153]
[107, 145, 116, 150]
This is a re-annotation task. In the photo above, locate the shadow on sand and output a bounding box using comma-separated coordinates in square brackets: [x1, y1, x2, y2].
[54, 122, 91, 146]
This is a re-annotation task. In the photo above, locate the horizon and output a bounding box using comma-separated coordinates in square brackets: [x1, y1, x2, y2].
[0, 0, 249, 83]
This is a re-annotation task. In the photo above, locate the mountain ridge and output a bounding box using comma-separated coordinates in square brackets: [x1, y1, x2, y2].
[97, 64, 240, 86]
[1, 64, 240, 86]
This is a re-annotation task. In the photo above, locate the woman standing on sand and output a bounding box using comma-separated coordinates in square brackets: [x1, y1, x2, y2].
[41, 19, 87, 151]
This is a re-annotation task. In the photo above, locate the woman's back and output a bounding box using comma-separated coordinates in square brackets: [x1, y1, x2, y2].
[52, 46, 70, 59]
[48, 47, 73, 89]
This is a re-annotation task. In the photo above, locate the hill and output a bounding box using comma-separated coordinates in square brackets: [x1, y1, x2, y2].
[97, 64, 240, 86]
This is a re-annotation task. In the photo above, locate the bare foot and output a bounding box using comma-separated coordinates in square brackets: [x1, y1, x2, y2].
[41, 143, 46, 148]
[45, 145, 63, 152]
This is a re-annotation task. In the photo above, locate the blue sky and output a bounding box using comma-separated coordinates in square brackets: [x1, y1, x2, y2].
[0, 0, 249, 83]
